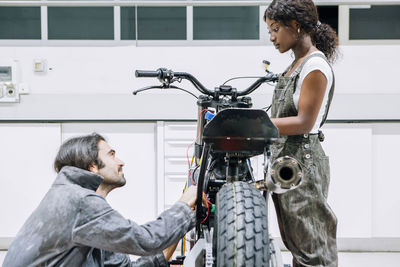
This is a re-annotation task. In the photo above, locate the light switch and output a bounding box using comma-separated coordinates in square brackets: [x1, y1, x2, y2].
[33, 59, 46, 73]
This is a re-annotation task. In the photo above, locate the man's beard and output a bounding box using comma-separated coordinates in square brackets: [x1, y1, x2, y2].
[117, 174, 126, 187]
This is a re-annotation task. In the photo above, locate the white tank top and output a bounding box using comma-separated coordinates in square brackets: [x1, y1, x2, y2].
[291, 51, 333, 133]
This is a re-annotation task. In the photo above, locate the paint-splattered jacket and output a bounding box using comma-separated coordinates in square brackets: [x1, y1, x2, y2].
[3, 166, 195, 267]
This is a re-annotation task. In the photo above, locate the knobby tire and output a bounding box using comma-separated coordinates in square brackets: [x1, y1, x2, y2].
[215, 181, 270, 267]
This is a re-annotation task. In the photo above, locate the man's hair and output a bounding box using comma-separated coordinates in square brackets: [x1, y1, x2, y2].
[54, 133, 106, 173]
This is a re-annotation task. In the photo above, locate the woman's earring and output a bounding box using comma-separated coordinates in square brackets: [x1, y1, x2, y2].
[297, 28, 300, 34]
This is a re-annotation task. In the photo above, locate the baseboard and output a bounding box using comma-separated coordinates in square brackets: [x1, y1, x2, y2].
[2, 236, 400, 252]
[273, 237, 400, 252]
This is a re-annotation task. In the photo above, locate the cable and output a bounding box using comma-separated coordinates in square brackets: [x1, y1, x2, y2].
[222, 76, 263, 86]
[263, 104, 272, 112]
[180, 235, 186, 256]
[191, 154, 195, 166]
[187, 108, 210, 185]
[200, 199, 210, 224]
[185, 108, 213, 225]
[168, 86, 198, 99]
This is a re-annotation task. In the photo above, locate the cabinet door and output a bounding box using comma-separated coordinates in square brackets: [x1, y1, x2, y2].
[371, 123, 400, 237]
[163, 122, 196, 209]
[161, 121, 262, 209]
[323, 126, 373, 238]
[0, 123, 61, 243]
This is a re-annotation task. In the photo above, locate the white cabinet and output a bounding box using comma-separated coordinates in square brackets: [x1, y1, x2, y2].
[323, 126, 373, 238]
[0, 123, 61, 243]
[160, 122, 196, 210]
[0, 122, 158, 249]
[371, 124, 400, 237]
[159, 121, 264, 210]
[2, 121, 400, 251]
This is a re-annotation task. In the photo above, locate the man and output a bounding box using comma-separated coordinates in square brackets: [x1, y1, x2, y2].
[3, 133, 200, 267]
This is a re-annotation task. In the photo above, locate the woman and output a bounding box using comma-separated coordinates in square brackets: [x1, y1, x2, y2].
[264, 0, 339, 266]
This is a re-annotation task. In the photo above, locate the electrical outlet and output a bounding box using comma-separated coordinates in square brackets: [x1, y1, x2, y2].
[0, 60, 24, 103]
[0, 82, 20, 103]
[5, 83, 16, 97]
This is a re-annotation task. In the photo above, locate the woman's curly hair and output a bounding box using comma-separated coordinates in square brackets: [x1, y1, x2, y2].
[264, 0, 339, 63]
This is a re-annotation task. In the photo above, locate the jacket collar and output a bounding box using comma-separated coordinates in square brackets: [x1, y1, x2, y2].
[54, 166, 104, 191]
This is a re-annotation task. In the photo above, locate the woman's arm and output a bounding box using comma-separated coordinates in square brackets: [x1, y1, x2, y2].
[271, 69, 327, 135]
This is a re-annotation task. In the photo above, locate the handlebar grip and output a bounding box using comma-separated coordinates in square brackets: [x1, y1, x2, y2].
[135, 70, 160, 78]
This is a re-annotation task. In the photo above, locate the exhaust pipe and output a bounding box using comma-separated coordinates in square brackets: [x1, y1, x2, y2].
[252, 156, 303, 194]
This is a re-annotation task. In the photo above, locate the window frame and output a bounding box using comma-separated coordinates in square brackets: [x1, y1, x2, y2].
[0, 1, 399, 46]
[0, 6, 42, 40]
[0, 1, 269, 46]
[47, 6, 115, 40]
[339, 5, 400, 45]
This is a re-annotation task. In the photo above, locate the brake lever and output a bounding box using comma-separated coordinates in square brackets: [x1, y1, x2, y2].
[132, 85, 165, 95]
[132, 84, 198, 99]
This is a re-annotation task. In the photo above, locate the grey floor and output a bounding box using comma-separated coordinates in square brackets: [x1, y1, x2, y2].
[281, 251, 400, 267]
[1, 251, 400, 266]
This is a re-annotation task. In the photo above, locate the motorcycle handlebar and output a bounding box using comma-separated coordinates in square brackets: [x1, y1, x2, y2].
[172, 71, 214, 95]
[135, 70, 161, 78]
[237, 72, 279, 96]
[135, 68, 279, 96]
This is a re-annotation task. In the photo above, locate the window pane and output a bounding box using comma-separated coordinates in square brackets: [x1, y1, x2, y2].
[317, 5, 338, 34]
[194, 6, 259, 40]
[0, 7, 41, 39]
[350, 5, 400, 40]
[121, 7, 136, 40]
[136, 7, 186, 40]
[48, 7, 114, 40]
[122, 7, 186, 40]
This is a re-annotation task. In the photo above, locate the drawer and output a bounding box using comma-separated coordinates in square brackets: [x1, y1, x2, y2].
[164, 122, 197, 140]
[165, 157, 189, 174]
[164, 140, 195, 157]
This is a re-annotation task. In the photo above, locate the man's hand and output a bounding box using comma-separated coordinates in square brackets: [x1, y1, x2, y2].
[179, 185, 209, 210]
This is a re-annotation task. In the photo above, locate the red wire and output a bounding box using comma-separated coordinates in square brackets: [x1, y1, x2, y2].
[200, 202, 210, 224]
[200, 193, 212, 224]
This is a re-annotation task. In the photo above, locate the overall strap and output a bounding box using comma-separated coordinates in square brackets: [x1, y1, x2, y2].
[291, 53, 335, 128]
[312, 54, 335, 128]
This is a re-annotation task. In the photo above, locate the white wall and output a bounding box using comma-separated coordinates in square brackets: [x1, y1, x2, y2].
[1, 43, 400, 253]
[1, 44, 399, 121]
[1, 44, 399, 96]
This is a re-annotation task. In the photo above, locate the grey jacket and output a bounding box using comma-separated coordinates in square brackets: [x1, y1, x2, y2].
[3, 166, 195, 267]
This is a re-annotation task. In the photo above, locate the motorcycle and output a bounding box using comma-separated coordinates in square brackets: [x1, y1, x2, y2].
[133, 62, 302, 267]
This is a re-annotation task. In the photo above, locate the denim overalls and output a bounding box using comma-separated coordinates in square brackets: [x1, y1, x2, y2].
[270, 53, 338, 267]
